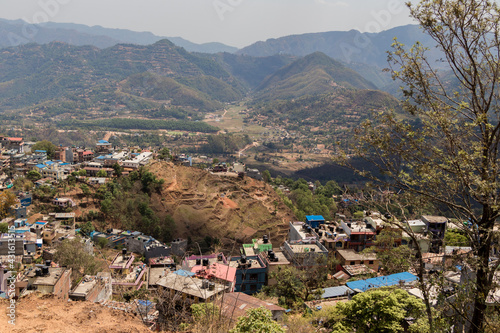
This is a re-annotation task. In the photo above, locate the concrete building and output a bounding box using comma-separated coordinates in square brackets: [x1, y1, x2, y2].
[282, 240, 328, 268]
[340, 220, 376, 251]
[334, 249, 379, 273]
[69, 272, 112, 302]
[27, 267, 72, 300]
[229, 255, 267, 295]
[421, 215, 448, 253]
[258, 249, 290, 285]
[156, 271, 229, 303]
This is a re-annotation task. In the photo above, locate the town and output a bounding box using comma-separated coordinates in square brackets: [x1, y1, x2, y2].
[0, 134, 488, 332]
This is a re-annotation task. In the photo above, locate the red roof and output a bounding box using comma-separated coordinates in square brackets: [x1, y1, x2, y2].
[7, 137, 23, 141]
[191, 263, 236, 283]
[82, 151, 94, 155]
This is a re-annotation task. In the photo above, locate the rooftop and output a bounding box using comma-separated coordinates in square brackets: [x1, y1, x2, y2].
[343, 264, 376, 276]
[288, 243, 325, 254]
[157, 273, 228, 300]
[192, 263, 237, 282]
[219, 292, 284, 319]
[70, 275, 99, 297]
[110, 253, 135, 270]
[346, 272, 418, 292]
[321, 285, 354, 299]
[33, 267, 67, 286]
[422, 215, 448, 224]
[336, 249, 377, 261]
[229, 256, 265, 269]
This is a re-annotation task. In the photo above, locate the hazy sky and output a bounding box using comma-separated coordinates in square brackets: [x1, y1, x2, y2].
[0, 0, 415, 48]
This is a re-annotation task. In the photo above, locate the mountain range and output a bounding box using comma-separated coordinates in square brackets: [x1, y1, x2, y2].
[0, 18, 238, 54]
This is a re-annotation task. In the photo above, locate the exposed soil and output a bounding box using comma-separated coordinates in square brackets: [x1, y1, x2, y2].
[0, 294, 151, 333]
[148, 161, 295, 249]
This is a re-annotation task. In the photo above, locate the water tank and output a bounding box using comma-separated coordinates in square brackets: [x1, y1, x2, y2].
[35, 268, 42, 276]
[202, 279, 209, 289]
[263, 235, 269, 244]
[217, 253, 223, 261]
[208, 282, 215, 291]
[45, 260, 51, 267]
[240, 255, 247, 264]
[318, 232, 323, 237]
[122, 248, 127, 256]
[202, 258, 209, 266]
[42, 266, 49, 276]
[196, 258, 201, 265]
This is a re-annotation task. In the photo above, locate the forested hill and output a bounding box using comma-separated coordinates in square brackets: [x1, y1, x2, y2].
[254, 52, 377, 101]
[0, 40, 245, 116]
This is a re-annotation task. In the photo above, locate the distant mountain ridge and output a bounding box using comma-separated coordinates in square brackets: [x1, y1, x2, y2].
[0, 18, 238, 53]
[237, 25, 441, 68]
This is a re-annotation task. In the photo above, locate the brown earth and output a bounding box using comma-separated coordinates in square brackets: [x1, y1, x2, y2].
[0, 294, 151, 333]
[148, 161, 295, 249]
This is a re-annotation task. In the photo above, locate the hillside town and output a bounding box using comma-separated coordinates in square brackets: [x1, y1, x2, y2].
[0, 134, 491, 332]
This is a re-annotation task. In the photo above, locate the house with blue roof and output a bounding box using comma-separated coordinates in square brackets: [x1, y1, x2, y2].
[346, 272, 418, 292]
[306, 215, 326, 229]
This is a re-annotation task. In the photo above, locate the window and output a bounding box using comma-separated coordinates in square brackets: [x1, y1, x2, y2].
[360, 261, 364, 265]
[336, 242, 343, 248]
[369, 261, 373, 265]
[250, 285, 257, 292]
[350, 261, 355, 265]
[249, 274, 258, 281]
[241, 285, 246, 291]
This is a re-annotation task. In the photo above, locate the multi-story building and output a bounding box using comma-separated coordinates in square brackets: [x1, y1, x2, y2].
[229, 255, 267, 295]
[421, 215, 448, 253]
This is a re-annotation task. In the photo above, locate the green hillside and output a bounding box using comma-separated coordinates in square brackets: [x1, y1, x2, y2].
[255, 52, 376, 101]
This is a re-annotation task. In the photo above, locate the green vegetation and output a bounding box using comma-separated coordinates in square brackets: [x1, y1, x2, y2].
[255, 52, 376, 101]
[324, 288, 426, 332]
[229, 307, 285, 333]
[96, 168, 175, 242]
[199, 133, 252, 154]
[31, 140, 57, 159]
[272, 177, 340, 221]
[54, 236, 100, 283]
[56, 118, 218, 133]
[444, 229, 470, 247]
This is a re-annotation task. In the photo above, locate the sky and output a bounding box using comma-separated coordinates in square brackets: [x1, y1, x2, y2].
[0, 0, 415, 48]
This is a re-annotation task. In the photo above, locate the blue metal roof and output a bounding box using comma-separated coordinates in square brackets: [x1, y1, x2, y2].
[174, 269, 195, 277]
[98, 140, 109, 144]
[35, 164, 46, 169]
[306, 215, 325, 222]
[346, 272, 418, 292]
[321, 285, 354, 299]
[45, 161, 55, 165]
[34, 150, 46, 153]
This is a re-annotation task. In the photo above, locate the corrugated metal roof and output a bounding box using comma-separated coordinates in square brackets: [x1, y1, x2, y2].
[306, 215, 325, 221]
[321, 285, 354, 299]
[346, 272, 418, 292]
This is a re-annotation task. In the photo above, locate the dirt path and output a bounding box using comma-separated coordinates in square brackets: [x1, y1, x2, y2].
[103, 131, 114, 141]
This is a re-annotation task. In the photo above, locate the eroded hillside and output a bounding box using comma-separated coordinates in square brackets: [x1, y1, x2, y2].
[147, 161, 294, 248]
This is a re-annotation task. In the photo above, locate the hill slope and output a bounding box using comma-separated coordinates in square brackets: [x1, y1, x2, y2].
[255, 52, 376, 101]
[148, 161, 294, 247]
[0, 39, 244, 117]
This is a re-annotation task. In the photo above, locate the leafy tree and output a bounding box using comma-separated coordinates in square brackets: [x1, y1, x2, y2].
[79, 220, 94, 235]
[54, 236, 100, 282]
[31, 140, 56, 159]
[262, 170, 272, 183]
[158, 147, 171, 160]
[0, 191, 16, 219]
[444, 229, 471, 247]
[325, 288, 426, 333]
[340, 1, 500, 330]
[77, 169, 87, 177]
[26, 169, 42, 181]
[112, 162, 123, 177]
[80, 183, 91, 203]
[229, 307, 284, 333]
[362, 229, 412, 275]
[96, 169, 108, 177]
[0, 222, 8, 233]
